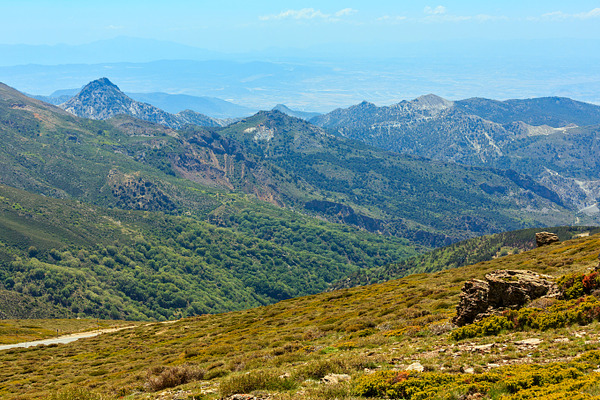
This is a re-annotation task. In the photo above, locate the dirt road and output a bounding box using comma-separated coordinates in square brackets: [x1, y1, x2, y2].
[0, 325, 136, 351]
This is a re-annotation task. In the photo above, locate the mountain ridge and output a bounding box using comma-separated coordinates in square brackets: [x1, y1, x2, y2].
[310, 95, 600, 211]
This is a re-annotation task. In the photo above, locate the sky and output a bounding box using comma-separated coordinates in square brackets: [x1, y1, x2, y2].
[3, 0, 600, 51]
[1, 1, 599, 108]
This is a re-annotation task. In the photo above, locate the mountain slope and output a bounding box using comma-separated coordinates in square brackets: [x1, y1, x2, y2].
[0, 83, 424, 318]
[2, 231, 600, 399]
[0, 181, 418, 320]
[1, 81, 590, 246]
[332, 225, 600, 289]
[310, 95, 600, 211]
[455, 96, 600, 127]
[60, 78, 224, 128]
[205, 110, 585, 244]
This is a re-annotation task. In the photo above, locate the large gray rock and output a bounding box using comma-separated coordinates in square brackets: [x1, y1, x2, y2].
[535, 231, 559, 247]
[453, 270, 558, 326]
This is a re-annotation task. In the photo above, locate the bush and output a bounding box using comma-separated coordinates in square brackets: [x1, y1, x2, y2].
[219, 371, 297, 397]
[450, 315, 514, 340]
[352, 370, 457, 399]
[145, 365, 206, 391]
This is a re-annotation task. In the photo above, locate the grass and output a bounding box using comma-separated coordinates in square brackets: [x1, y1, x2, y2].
[0, 232, 599, 399]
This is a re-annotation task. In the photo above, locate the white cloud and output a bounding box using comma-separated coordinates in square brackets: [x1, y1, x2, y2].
[377, 15, 407, 23]
[259, 8, 357, 22]
[540, 7, 600, 20]
[377, 15, 408, 24]
[421, 7, 506, 23]
[424, 5, 447, 15]
[335, 8, 357, 17]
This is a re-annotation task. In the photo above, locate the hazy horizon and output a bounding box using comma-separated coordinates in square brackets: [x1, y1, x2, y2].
[1, 1, 599, 111]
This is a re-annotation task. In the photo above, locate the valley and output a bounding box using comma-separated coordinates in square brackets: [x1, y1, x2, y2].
[1, 76, 600, 399]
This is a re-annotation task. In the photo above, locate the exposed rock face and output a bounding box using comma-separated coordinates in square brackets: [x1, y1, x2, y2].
[536, 231, 560, 247]
[453, 270, 558, 326]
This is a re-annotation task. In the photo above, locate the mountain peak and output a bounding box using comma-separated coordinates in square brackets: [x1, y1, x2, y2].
[412, 94, 454, 110]
[347, 101, 376, 111]
[273, 104, 291, 112]
[59, 78, 223, 128]
[81, 77, 121, 93]
[271, 104, 321, 121]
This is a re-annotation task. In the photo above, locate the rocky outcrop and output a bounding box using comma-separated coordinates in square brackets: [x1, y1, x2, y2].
[536, 231, 560, 247]
[453, 270, 558, 326]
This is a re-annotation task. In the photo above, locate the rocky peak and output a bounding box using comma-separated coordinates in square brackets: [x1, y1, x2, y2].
[81, 77, 120, 93]
[59, 78, 222, 128]
[273, 104, 292, 113]
[354, 100, 377, 110]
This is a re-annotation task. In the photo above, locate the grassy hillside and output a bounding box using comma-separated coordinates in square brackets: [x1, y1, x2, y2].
[1, 232, 600, 399]
[0, 183, 418, 320]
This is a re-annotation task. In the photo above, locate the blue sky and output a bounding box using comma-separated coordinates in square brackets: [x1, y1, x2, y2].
[3, 0, 600, 51]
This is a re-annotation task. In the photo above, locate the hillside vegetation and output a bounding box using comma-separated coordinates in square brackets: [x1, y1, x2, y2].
[333, 226, 600, 289]
[1, 232, 600, 399]
[0, 183, 418, 320]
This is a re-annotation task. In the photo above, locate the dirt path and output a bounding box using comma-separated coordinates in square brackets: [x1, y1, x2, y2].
[0, 325, 137, 351]
[0, 319, 180, 351]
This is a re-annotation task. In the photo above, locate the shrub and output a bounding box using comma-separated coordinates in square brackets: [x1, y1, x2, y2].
[219, 371, 297, 397]
[298, 359, 347, 380]
[557, 272, 599, 300]
[583, 272, 600, 292]
[353, 370, 457, 399]
[450, 315, 513, 340]
[145, 365, 206, 391]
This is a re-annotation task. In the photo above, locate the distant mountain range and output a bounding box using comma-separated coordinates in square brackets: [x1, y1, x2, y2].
[2, 80, 582, 246]
[33, 87, 318, 120]
[311, 95, 600, 211]
[28, 78, 600, 216]
[59, 78, 225, 128]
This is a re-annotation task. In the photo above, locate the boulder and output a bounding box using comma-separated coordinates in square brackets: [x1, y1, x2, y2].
[535, 231, 559, 247]
[453, 270, 558, 326]
[322, 373, 351, 384]
[406, 362, 425, 372]
[451, 279, 490, 327]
